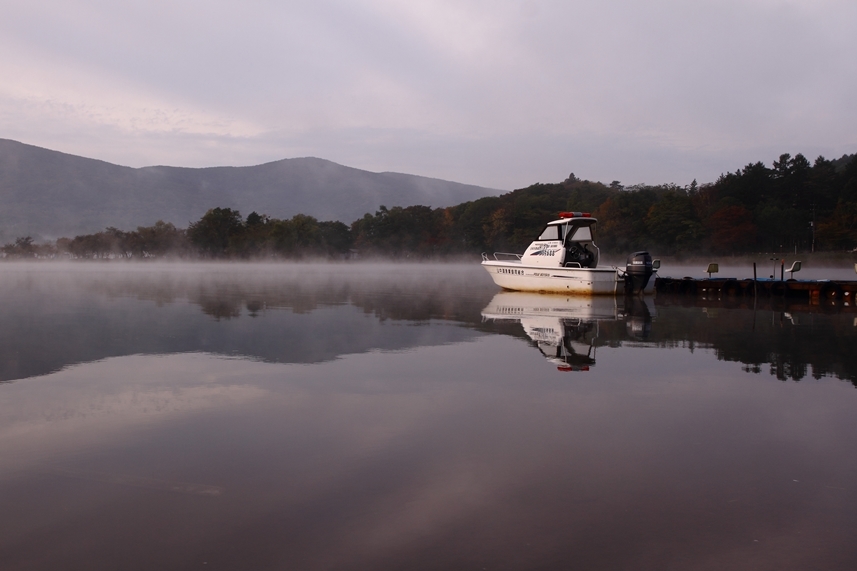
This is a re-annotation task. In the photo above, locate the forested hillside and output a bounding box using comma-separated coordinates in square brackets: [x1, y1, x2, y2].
[347, 152, 857, 257]
[3, 152, 856, 259]
[351, 152, 857, 256]
[0, 138, 499, 240]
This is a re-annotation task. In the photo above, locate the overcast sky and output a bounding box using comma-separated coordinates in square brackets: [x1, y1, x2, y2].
[1, 0, 855, 190]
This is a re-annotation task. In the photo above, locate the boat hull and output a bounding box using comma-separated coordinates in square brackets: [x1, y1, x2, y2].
[481, 260, 654, 295]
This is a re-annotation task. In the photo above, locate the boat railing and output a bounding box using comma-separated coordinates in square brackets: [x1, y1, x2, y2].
[485, 252, 522, 262]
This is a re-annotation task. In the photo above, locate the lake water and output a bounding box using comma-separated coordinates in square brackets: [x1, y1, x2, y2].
[1, 262, 856, 570]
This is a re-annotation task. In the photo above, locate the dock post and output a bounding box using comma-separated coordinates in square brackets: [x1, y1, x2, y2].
[752, 263, 758, 329]
[780, 259, 784, 281]
[753, 263, 757, 296]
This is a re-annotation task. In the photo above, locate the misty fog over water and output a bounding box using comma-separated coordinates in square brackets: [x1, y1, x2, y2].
[1, 262, 856, 570]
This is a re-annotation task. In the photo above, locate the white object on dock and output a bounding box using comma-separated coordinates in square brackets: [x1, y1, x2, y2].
[787, 261, 802, 279]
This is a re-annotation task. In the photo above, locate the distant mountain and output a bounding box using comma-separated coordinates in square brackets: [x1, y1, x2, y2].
[0, 139, 501, 240]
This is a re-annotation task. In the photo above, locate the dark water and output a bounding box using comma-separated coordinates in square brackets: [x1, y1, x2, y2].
[1, 262, 856, 571]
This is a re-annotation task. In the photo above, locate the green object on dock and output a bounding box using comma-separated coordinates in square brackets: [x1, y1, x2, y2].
[706, 263, 719, 278]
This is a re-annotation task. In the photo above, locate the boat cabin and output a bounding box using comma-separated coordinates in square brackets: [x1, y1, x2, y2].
[521, 212, 600, 268]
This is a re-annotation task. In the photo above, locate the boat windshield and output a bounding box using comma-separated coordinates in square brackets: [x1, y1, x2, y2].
[537, 224, 565, 241]
[568, 225, 592, 242]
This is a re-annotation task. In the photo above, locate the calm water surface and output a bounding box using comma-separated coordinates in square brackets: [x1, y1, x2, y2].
[1, 262, 856, 570]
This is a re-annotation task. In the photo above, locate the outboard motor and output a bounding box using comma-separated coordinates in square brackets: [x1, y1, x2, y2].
[625, 251, 653, 295]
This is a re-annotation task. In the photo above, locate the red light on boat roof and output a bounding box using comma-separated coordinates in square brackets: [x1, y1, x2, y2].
[558, 212, 591, 218]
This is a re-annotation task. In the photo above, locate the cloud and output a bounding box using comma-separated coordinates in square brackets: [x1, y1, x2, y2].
[0, 0, 855, 188]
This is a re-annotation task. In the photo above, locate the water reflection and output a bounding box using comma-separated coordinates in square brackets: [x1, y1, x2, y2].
[479, 291, 857, 385]
[1, 263, 857, 570]
[1, 263, 857, 385]
[0, 263, 495, 382]
[481, 293, 655, 371]
[651, 295, 857, 385]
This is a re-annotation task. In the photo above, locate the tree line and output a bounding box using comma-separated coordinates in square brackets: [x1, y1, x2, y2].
[3, 151, 856, 260]
[0, 211, 351, 260]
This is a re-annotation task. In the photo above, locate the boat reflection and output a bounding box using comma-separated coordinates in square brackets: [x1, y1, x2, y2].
[481, 293, 655, 371]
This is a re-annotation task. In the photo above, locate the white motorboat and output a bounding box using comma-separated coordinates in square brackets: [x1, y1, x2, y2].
[481, 212, 657, 295]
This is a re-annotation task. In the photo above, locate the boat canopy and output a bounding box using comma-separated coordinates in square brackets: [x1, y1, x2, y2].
[536, 217, 597, 242]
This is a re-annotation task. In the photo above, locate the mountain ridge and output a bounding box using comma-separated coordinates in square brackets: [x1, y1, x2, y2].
[0, 139, 501, 240]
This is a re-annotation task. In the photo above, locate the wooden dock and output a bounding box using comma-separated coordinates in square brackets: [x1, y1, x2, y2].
[654, 276, 857, 302]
